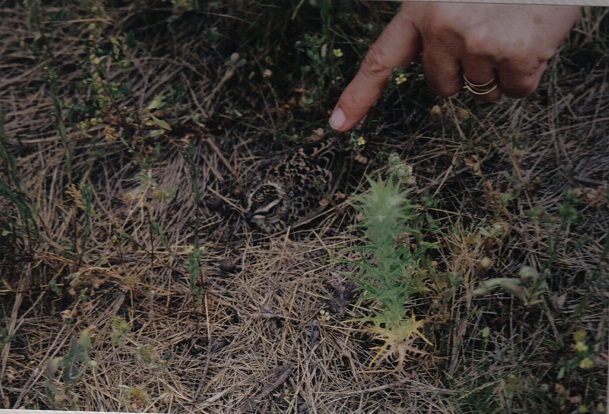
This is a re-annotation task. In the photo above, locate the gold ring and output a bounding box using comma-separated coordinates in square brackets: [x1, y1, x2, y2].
[463, 75, 498, 96]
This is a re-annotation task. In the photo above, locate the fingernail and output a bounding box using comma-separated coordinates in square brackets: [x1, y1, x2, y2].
[329, 107, 346, 130]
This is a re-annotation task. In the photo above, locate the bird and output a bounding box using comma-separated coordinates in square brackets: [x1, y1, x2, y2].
[243, 134, 349, 233]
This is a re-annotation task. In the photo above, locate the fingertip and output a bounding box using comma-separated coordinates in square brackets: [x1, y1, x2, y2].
[329, 103, 368, 132]
[329, 107, 347, 131]
[329, 81, 380, 132]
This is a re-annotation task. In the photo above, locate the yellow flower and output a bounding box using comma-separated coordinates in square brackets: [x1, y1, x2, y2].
[458, 108, 470, 121]
[579, 357, 593, 369]
[573, 329, 587, 343]
[357, 136, 366, 147]
[395, 73, 407, 85]
[332, 48, 343, 58]
[575, 341, 589, 352]
[554, 383, 567, 395]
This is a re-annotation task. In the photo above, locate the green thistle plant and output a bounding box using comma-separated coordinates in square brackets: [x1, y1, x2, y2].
[44, 328, 95, 409]
[344, 155, 434, 369]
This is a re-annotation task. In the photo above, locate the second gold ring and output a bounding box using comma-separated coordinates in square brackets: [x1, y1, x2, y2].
[463, 75, 498, 96]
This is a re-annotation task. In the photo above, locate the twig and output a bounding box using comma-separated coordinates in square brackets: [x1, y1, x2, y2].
[239, 364, 293, 413]
[205, 136, 238, 179]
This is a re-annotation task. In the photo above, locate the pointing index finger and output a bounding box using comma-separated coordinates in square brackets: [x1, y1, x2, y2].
[329, 8, 421, 132]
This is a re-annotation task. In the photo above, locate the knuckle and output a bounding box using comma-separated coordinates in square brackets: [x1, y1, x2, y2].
[510, 51, 545, 74]
[360, 46, 393, 82]
[340, 87, 365, 110]
[463, 28, 495, 58]
[502, 74, 540, 97]
[435, 82, 461, 97]
[539, 48, 556, 62]
[507, 80, 537, 98]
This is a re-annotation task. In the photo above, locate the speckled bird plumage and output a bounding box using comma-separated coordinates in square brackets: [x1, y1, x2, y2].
[244, 135, 348, 233]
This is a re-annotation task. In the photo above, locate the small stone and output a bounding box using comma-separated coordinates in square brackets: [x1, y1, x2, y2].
[205, 195, 226, 213]
[479, 256, 492, 270]
[219, 259, 240, 273]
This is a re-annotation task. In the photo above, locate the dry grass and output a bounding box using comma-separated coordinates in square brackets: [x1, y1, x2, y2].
[1, 2, 608, 413]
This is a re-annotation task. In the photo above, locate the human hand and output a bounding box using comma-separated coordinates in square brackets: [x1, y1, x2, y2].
[329, 3, 580, 132]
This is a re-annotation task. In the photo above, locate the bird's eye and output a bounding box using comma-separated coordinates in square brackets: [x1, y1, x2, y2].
[252, 203, 278, 218]
[265, 204, 278, 216]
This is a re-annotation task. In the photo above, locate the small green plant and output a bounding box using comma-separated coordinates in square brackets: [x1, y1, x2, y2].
[389, 66, 410, 87]
[136, 344, 155, 367]
[558, 329, 596, 380]
[295, 29, 346, 108]
[43, 65, 73, 182]
[122, 385, 149, 410]
[343, 154, 433, 369]
[556, 188, 584, 224]
[44, 328, 95, 409]
[187, 248, 202, 299]
[553, 329, 599, 413]
[64, 183, 95, 267]
[111, 316, 131, 346]
[1, 109, 38, 246]
[472, 265, 549, 306]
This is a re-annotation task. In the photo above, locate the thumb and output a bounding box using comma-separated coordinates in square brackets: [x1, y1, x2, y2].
[329, 9, 421, 132]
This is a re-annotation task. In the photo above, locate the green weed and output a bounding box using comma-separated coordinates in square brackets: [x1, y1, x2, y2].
[111, 316, 131, 346]
[136, 344, 155, 367]
[43, 328, 95, 409]
[472, 265, 549, 307]
[0, 109, 37, 244]
[187, 248, 202, 300]
[119, 385, 149, 411]
[343, 154, 435, 369]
